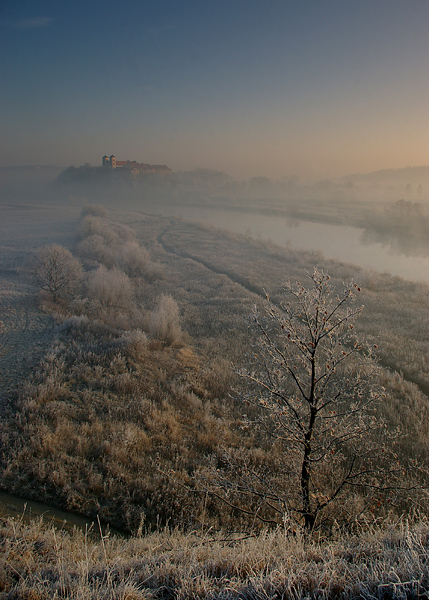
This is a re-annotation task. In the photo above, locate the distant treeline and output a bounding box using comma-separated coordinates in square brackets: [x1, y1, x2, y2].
[362, 199, 429, 257]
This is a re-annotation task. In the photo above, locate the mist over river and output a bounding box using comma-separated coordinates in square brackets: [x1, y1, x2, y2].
[150, 205, 429, 283]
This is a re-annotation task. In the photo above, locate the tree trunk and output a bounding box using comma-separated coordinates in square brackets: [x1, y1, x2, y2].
[301, 405, 317, 530]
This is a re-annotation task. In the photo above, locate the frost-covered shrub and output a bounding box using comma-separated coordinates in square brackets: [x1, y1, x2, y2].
[76, 234, 116, 267]
[115, 241, 151, 278]
[114, 222, 136, 243]
[58, 314, 91, 336]
[86, 266, 134, 311]
[77, 216, 120, 245]
[80, 205, 108, 218]
[58, 314, 123, 340]
[149, 294, 182, 345]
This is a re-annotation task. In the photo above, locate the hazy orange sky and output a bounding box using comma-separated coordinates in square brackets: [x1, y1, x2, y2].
[1, 1, 428, 180]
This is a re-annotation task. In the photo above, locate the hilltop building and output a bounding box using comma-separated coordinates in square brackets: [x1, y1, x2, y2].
[102, 155, 171, 174]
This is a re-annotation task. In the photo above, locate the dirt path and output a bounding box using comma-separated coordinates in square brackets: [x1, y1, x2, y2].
[157, 222, 266, 298]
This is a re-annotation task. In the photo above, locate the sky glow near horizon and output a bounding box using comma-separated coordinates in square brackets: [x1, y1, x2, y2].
[1, 0, 428, 180]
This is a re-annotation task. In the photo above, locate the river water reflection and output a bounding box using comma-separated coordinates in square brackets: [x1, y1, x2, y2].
[0, 490, 119, 536]
[153, 205, 429, 283]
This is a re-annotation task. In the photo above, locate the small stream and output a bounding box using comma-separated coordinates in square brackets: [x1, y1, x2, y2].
[0, 490, 121, 537]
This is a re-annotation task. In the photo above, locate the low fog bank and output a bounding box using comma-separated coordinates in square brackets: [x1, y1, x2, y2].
[0, 165, 64, 201]
[52, 163, 429, 206]
[55, 163, 429, 260]
[3, 162, 429, 209]
[2, 163, 429, 268]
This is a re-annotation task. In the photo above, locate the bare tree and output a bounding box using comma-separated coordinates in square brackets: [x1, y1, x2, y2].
[208, 269, 399, 531]
[27, 244, 83, 303]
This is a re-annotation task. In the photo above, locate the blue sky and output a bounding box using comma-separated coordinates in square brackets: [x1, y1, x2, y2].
[1, 0, 428, 179]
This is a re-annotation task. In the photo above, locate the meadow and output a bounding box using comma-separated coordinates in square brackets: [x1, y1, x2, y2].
[1, 513, 428, 599]
[0, 197, 428, 598]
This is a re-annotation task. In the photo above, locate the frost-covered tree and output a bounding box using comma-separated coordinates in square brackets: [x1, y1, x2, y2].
[207, 269, 400, 531]
[27, 244, 83, 302]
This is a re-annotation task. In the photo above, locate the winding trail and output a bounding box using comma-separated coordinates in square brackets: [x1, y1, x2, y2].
[157, 221, 429, 400]
[157, 222, 266, 300]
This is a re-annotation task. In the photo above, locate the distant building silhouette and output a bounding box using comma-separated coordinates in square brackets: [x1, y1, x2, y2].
[102, 155, 171, 174]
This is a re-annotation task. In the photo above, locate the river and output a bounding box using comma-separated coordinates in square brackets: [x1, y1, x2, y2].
[149, 205, 429, 283]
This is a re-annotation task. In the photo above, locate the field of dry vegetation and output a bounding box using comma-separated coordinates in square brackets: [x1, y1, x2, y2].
[1, 513, 428, 599]
[0, 199, 428, 598]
